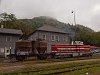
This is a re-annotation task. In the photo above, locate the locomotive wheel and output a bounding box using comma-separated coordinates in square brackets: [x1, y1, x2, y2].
[16, 55, 25, 61]
[70, 54, 73, 58]
[37, 54, 47, 60]
[51, 53, 56, 58]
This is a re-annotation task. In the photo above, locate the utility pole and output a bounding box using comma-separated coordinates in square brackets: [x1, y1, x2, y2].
[0, 0, 1, 26]
[71, 10, 77, 45]
[0, 0, 1, 12]
[71, 10, 76, 25]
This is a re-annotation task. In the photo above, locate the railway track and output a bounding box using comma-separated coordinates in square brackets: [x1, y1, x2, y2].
[2, 61, 100, 75]
[46, 64, 100, 75]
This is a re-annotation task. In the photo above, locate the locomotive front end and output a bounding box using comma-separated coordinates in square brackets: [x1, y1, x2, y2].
[15, 40, 32, 61]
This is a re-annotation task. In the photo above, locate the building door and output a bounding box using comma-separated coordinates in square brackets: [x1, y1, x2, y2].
[5, 47, 11, 57]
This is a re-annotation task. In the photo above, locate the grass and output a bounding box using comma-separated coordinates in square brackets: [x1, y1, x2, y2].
[61, 66, 100, 75]
[1, 59, 100, 75]
[1, 55, 100, 75]
[2, 64, 100, 75]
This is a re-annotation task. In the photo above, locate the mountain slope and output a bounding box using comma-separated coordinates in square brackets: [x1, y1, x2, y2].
[20, 16, 94, 35]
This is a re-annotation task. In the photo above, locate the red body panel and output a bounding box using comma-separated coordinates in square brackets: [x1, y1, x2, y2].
[51, 44, 92, 53]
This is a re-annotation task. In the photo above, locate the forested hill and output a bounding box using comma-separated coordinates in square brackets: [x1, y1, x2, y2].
[20, 16, 94, 34]
[20, 16, 73, 33]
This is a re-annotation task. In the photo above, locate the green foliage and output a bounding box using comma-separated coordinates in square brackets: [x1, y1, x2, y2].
[74, 31, 100, 47]
[0, 12, 17, 28]
[71, 24, 94, 33]
[72, 24, 100, 47]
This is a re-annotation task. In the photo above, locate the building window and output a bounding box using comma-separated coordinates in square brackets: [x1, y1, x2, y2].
[63, 37, 68, 42]
[63, 37, 66, 41]
[0, 48, 4, 53]
[6, 36, 11, 42]
[51, 35, 55, 41]
[42, 34, 46, 40]
[55, 36, 59, 41]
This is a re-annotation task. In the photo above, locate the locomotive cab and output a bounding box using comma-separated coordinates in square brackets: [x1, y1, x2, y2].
[15, 39, 47, 61]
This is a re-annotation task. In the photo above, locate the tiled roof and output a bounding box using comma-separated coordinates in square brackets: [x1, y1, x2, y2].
[0, 28, 23, 35]
[37, 25, 68, 34]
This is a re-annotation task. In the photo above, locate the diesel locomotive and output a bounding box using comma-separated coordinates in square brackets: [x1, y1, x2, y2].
[9, 39, 99, 61]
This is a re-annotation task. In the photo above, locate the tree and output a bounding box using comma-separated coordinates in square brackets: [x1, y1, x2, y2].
[0, 12, 17, 28]
[75, 31, 100, 47]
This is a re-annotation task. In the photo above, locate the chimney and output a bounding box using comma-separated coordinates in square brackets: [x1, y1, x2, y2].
[1, 25, 4, 28]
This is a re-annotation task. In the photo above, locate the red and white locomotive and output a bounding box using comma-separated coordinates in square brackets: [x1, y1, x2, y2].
[51, 41, 99, 58]
[9, 40, 99, 61]
[52, 45, 91, 58]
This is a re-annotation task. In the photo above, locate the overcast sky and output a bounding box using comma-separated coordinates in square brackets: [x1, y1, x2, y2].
[0, 0, 100, 32]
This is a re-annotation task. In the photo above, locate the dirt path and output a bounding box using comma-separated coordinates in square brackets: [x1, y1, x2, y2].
[0, 58, 100, 73]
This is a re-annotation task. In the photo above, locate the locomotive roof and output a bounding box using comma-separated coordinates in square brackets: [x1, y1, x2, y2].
[0, 28, 23, 35]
